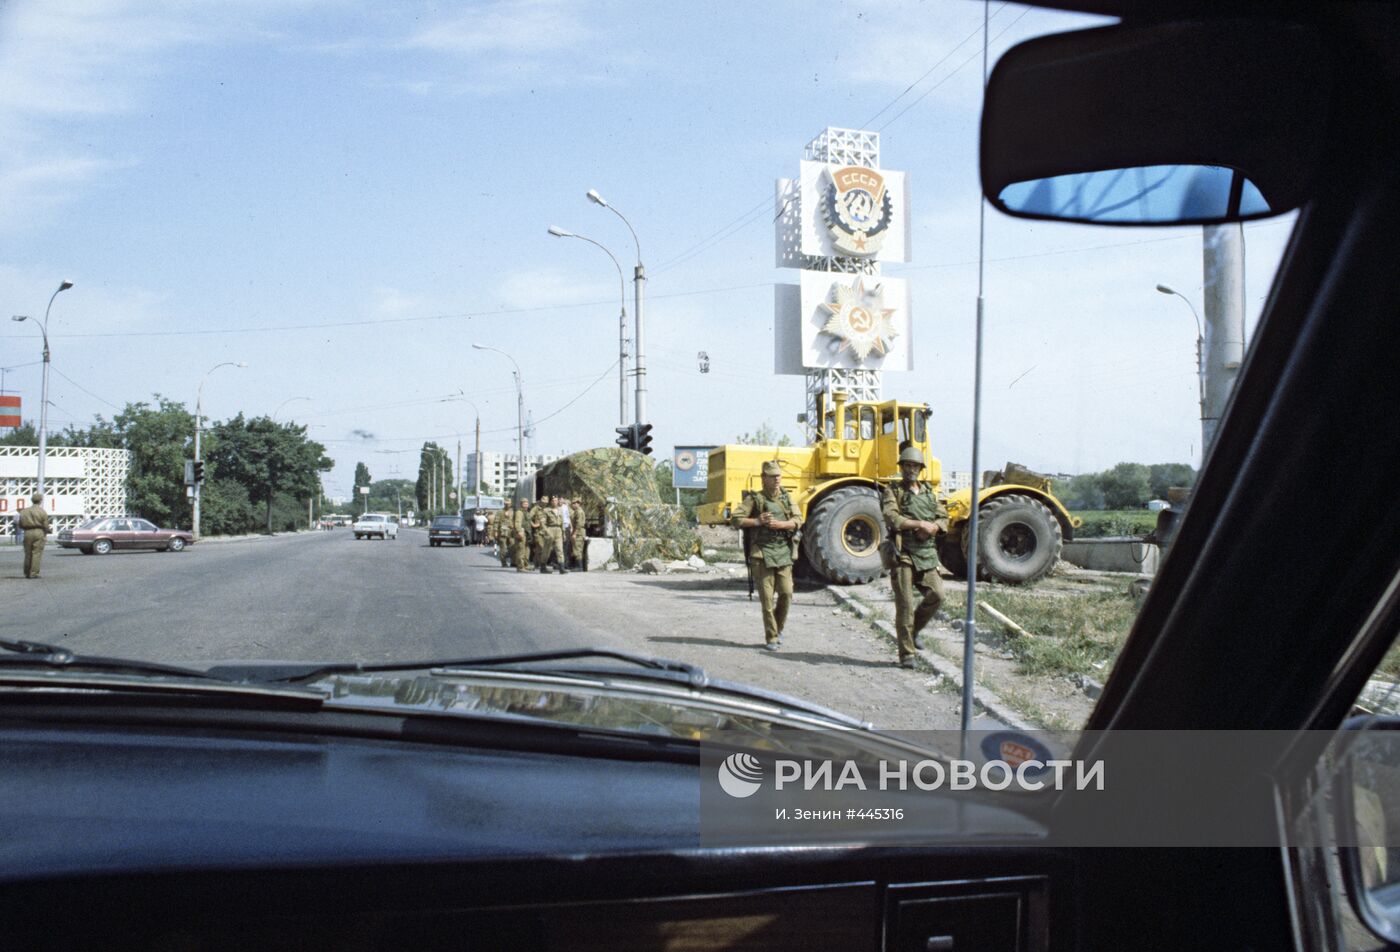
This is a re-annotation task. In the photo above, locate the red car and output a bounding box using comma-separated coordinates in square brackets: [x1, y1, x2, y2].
[57, 517, 195, 555]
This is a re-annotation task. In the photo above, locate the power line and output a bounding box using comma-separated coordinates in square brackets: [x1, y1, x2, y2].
[859, 2, 1013, 128]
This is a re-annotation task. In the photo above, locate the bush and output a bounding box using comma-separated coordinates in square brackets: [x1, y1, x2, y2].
[1072, 510, 1159, 539]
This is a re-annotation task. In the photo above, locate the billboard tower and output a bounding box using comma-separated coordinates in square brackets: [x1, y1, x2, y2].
[775, 128, 913, 434]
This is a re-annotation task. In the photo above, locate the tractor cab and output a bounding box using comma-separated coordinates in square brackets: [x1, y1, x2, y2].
[811, 392, 940, 486]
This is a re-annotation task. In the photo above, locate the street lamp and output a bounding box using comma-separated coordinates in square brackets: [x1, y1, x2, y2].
[586, 189, 647, 429]
[11, 279, 73, 495]
[194, 360, 247, 538]
[272, 396, 310, 421]
[548, 225, 629, 425]
[472, 344, 524, 496]
[1156, 283, 1206, 453]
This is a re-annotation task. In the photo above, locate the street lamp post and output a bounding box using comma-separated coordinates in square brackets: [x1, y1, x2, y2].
[194, 361, 247, 538]
[472, 344, 524, 496]
[453, 394, 482, 501]
[548, 226, 629, 426]
[11, 279, 73, 495]
[1156, 284, 1206, 456]
[586, 190, 647, 429]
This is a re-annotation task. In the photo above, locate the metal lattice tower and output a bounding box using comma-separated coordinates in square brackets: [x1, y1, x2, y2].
[0, 445, 132, 535]
[800, 128, 884, 431]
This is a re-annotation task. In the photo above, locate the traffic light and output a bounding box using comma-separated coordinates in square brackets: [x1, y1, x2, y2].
[193, 460, 205, 483]
[614, 424, 637, 451]
[636, 423, 654, 456]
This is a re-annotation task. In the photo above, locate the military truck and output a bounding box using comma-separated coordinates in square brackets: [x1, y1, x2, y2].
[695, 391, 1079, 585]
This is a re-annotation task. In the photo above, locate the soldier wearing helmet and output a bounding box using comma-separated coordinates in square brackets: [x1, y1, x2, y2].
[732, 459, 802, 651]
[881, 446, 949, 668]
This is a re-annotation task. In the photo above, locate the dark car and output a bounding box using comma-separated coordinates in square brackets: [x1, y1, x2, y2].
[428, 515, 467, 547]
[56, 517, 195, 555]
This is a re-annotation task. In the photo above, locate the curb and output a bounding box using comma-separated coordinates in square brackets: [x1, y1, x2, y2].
[825, 585, 1037, 732]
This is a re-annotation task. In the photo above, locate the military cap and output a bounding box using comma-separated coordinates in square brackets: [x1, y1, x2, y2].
[898, 446, 926, 467]
[761, 460, 782, 476]
[30, 491, 42, 503]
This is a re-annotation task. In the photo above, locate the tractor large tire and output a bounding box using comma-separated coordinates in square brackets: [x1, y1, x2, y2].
[975, 493, 1062, 584]
[802, 486, 885, 585]
[937, 530, 970, 579]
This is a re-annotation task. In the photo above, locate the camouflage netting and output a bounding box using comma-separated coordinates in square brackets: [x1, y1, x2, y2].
[536, 448, 699, 567]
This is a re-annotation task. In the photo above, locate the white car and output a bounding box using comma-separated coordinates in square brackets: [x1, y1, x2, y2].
[352, 513, 398, 540]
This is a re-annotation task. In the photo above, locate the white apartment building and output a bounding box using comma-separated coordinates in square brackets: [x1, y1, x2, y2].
[940, 470, 973, 493]
[464, 451, 561, 496]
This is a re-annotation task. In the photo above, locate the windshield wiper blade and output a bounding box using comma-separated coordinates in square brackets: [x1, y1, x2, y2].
[0, 638, 232, 682]
[243, 648, 709, 689]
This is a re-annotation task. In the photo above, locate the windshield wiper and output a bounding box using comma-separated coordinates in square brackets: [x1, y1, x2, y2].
[226, 648, 709, 689]
[0, 638, 234, 681]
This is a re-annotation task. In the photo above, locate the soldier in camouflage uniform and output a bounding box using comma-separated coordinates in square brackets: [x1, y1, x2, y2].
[569, 497, 586, 568]
[531, 496, 567, 574]
[731, 460, 802, 650]
[510, 499, 533, 572]
[493, 502, 513, 567]
[881, 446, 949, 668]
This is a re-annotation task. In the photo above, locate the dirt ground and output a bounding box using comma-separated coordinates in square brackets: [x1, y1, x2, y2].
[540, 562, 982, 731]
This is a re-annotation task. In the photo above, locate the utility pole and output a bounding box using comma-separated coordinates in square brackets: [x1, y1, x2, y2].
[1201, 224, 1246, 456]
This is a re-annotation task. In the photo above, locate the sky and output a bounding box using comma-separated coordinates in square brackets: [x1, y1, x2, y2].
[0, 0, 1294, 501]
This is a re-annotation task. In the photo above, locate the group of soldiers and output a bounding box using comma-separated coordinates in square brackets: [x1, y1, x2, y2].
[486, 496, 586, 575]
[734, 447, 948, 668]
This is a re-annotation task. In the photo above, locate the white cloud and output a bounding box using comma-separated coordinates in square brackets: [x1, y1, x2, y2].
[0, 154, 130, 223]
[402, 0, 589, 57]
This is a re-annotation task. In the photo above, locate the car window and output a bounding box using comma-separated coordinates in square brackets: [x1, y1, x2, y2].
[0, 0, 1299, 739]
[132, 519, 156, 532]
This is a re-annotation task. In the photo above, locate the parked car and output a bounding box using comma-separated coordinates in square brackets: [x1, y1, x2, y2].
[428, 515, 467, 547]
[352, 513, 398, 540]
[56, 517, 195, 555]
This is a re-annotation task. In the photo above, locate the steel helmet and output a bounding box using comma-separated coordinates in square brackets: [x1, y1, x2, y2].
[898, 447, 925, 467]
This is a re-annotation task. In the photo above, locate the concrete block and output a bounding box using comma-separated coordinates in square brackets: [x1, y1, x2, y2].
[584, 537, 615, 571]
[1061, 537, 1160, 574]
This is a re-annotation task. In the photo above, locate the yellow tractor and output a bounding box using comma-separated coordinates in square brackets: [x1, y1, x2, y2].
[695, 391, 1080, 585]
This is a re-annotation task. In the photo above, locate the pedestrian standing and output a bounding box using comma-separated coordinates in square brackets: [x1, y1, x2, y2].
[18, 492, 51, 580]
[731, 461, 801, 650]
[881, 446, 949, 668]
[569, 497, 586, 568]
[473, 510, 487, 546]
[493, 502, 513, 566]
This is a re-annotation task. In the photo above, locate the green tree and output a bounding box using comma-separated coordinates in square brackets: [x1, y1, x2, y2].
[205, 414, 333, 533]
[99, 397, 197, 527]
[735, 422, 792, 447]
[1099, 462, 1152, 509]
[354, 462, 372, 489]
[415, 442, 453, 514]
[1148, 462, 1196, 499]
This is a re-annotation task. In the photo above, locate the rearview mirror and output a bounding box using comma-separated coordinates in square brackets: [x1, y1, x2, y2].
[1333, 716, 1400, 945]
[981, 19, 1336, 226]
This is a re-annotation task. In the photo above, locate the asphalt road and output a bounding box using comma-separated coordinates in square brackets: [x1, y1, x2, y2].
[0, 528, 599, 664]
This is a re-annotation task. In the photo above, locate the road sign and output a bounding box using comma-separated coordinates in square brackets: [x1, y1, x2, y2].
[672, 446, 712, 489]
[358, 486, 369, 495]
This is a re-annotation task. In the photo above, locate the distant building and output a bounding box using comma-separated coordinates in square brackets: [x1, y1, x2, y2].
[940, 470, 973, 493]
[464, 451, 561, 496]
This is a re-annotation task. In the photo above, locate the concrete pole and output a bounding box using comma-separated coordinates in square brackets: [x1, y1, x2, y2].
[634, 262, 647, 429]
[1201, 223, 1246, 455]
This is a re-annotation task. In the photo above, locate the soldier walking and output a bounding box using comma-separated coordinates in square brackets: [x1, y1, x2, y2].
[19, 492, 51, 580]
[531, 496, 567, 574]
[731, 460, 801, 650]
[511, 499, 532, 572]
[493, 502, 513, 567]
[881, 447, 949, 668]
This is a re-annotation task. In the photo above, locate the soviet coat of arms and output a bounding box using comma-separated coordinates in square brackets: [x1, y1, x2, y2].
[821, 165, 893, 257]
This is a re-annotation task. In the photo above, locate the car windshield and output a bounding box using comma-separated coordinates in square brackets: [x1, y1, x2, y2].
[0, 0, 1320, 738]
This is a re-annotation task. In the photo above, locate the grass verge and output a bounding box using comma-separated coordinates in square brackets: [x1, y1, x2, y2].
[942, 586, 1138, 681]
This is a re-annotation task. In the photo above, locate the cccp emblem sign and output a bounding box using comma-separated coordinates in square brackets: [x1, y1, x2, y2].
[822, 165, 892, 256]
